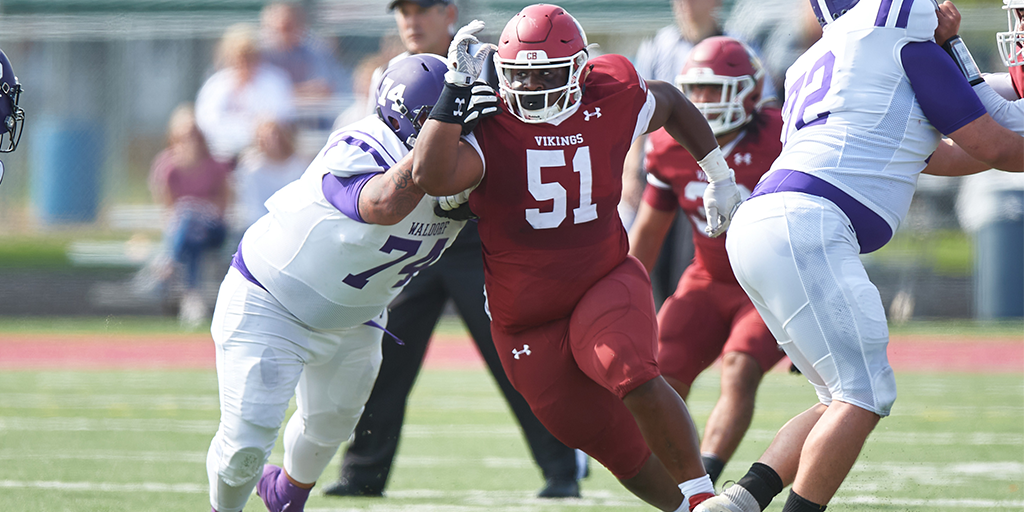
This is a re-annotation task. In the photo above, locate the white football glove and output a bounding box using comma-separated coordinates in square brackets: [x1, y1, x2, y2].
[446, 20, 495, 87]
[438, 187, 472, 211]
[703, 177, 742, 238]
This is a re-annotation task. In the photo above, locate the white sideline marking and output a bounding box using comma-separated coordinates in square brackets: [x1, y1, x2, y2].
[1, 479, 1020, 510]
[0, 480, 205, 493]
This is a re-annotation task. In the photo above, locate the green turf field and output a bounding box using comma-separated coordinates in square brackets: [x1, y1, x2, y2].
[1, 355, 1022, 511]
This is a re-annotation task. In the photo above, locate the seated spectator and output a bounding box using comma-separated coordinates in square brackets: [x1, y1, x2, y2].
[149, 104, 231, 327]
[233, 118, 309, 231]
[195, 23, 295, 166]
[260, 2, 352, 102]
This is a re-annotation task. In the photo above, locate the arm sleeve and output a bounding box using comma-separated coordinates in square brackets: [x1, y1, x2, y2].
[321, 172, 379, 222]
[901, 41, 987, 135]
[973, 80, 1024, 136]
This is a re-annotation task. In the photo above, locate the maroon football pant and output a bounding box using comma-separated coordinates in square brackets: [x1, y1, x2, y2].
[491, 255, 660, 479]
[657, 265, 783, 387]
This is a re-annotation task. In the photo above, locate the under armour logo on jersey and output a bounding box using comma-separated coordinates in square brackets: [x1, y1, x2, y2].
[453, 97, 466, 116]
[583, 108, 601, 121]
[733, 153, 752, 166]
[512, 345, 531, 359]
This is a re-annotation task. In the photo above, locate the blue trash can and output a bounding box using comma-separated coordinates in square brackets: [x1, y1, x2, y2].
[30, 117, 103, 224]
[974, 189, 1024, 319]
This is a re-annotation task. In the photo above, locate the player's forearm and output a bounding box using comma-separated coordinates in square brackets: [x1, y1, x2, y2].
[649, 81, 720, 164]
[359, 153, 426, 225]
[412, 120, 465, 195]
[627, 202, 675, 273]
[948, 114, 1024, 173]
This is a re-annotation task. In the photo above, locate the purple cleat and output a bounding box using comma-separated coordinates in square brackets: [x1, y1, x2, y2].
[256, 464, 312, 512]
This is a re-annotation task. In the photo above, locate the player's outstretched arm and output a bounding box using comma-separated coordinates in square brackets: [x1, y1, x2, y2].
[947, 114, 1024, 173]
[412, 120, 484, 196]
[357, 151, 427, 225]
[645, 80, 742, 237]
[645, 80, 719, 158]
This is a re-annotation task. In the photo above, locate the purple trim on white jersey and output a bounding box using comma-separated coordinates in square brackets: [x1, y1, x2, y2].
[230, 242, 267, 291]
[874, 0, 894, 26]
[895, 0, 913, 28]
[323, 132, 391, 172]
[751, 170, 893, 253]
[322, 172, 378, 223]
[902, 42, 987, 135]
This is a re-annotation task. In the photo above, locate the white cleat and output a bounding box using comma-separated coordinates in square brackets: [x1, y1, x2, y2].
[692, 485, 759, 512]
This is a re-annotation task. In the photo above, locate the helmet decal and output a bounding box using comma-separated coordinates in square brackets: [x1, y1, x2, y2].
[374, 54, 447, 149]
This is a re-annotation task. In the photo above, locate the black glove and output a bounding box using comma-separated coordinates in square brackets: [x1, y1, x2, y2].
[434, 200, 478, 221]
[428, 81, 501, 135]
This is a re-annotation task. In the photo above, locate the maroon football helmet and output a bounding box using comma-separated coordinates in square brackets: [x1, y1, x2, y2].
[675, 36, 764, 136]
[494, 4, 590, 123]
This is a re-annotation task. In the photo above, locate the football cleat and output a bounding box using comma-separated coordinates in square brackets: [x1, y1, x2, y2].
[692, 484, 759, 512]
[537, 477, 580, 499]
[256, 464, 312, 512]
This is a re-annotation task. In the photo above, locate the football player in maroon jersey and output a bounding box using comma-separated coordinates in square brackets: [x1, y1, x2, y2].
[412, 4, 745, 511]
[628, 36, 786, 487]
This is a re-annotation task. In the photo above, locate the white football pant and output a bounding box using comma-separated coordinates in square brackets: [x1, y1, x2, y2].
[207, 268, 385, 512]
[726, 193, 897, 417]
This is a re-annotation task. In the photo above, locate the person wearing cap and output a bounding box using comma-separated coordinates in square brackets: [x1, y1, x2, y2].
[321, 0, 584, 500]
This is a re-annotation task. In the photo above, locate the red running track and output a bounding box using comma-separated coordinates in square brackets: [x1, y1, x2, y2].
[0, 333, 1020, 373]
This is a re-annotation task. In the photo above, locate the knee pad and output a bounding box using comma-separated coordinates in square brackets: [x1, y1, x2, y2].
[220, 446, 265, 487]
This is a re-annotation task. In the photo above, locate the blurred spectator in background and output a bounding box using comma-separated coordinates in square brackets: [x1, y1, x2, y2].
[624, 0, 776, 305]
[332, 36, 404, 129]
[261, 1, 352, 134]
[261, 2, 352, 102]
[724, 0, 822, 94]
[148, 104, 231, 327]
[232, 118, 309, 232]
[321, 0, 583, 500]
[195, 23, 295, 166]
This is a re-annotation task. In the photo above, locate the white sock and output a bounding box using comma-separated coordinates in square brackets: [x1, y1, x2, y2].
[676, 474, 715, 511]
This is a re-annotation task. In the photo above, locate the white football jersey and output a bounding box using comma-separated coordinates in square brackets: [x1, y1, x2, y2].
[239, 116, 478, 331]
[771, 0, 941, 233]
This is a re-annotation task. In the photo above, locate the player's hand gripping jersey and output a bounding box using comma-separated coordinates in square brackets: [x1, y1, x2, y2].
[766, 0, 987, 252]
[643, 108, 784, 284]
[237, 116, 474, 331]
[469, 54, 655, 332]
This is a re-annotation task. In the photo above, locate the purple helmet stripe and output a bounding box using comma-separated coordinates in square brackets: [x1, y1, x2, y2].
[875, 0, 894, 26]
[811, 0, 825, 23]
[895, 0, 914, 28]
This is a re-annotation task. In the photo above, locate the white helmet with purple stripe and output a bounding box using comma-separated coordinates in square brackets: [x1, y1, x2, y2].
[810, 0, 861, 27]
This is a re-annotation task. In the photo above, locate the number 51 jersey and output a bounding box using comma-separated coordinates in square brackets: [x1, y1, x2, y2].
[469, 54, 656, 333]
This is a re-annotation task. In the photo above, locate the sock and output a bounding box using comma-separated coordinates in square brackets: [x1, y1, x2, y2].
[700, 453, 726, 485]
[736, 462, 784, 510]
[781, 489, 827, 512]
[677, 474, 715, 511]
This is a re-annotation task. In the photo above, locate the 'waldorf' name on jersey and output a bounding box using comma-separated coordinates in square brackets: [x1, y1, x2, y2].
[534, 134, 585, 147]
[408, 221, 451, 237]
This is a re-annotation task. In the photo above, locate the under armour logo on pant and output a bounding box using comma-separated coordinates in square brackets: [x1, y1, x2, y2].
[512, 345, 531, 359]
[454, 97, 466, 116]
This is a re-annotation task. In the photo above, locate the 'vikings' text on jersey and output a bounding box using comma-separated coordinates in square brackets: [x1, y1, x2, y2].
[469, 54, 654, 333]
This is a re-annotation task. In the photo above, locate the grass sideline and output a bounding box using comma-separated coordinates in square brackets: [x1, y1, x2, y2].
[0, 365, 1021, 511]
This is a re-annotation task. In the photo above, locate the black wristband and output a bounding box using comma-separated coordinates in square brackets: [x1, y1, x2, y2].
[942, 36, 985, 86]
[428, 82, 474, 125]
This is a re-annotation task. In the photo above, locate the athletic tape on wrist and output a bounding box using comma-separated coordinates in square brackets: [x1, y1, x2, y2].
[698, 147, 733, 183]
